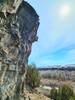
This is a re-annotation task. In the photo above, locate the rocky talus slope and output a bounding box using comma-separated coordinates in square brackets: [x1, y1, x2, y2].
[0, 0, 39, 100]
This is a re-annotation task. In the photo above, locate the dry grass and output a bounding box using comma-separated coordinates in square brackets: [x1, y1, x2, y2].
[41, 78, 75, 92]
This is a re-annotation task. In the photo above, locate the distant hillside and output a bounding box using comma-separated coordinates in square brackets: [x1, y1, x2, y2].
[38, 64, 75, 81]
[38, 64, 75, 71]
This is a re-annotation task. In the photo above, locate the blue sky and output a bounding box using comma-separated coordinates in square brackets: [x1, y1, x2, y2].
[26, 0, 75, 67]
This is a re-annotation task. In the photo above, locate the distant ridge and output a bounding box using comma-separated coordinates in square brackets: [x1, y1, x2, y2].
[38, 64, 75, 71]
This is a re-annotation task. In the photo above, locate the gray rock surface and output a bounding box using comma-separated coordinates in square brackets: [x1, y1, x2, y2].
[0, 0, 39, 100]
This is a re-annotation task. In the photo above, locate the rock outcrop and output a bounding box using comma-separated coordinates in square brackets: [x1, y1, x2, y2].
[0, 0, 39, 100]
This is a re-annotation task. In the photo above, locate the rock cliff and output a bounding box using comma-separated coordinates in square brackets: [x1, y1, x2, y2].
[0, 0, 39, 100]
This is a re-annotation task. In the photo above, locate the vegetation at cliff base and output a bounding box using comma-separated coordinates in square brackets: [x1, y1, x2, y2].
[26, 64, 41, 89]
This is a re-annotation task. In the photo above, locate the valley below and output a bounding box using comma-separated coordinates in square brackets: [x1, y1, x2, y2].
[38, 66, 75, 96]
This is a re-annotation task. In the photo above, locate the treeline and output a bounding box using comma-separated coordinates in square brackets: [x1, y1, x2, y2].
[38, 67, 75, 71]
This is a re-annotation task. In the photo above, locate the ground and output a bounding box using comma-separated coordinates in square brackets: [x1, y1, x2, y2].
[23, 91, 50, 100]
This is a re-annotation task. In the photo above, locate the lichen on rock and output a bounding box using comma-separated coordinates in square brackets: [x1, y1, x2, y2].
[0, 0, 39, 100]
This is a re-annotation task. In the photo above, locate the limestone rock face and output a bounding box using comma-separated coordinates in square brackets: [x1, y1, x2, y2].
[0, 0, 39, 100]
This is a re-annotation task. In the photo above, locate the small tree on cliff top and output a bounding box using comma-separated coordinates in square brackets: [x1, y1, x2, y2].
[26, 64, 40, 89]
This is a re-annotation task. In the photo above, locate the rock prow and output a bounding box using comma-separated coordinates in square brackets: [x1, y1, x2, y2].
[18, 1, 39, 18]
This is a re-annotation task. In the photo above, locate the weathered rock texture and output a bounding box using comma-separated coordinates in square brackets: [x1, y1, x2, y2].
[0, 0, 39, 100]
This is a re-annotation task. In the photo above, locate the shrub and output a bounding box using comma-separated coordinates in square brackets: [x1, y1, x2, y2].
[26, 64, 40, 89]
[60, 85, 74, 100]
[50, 88, 58, 100]
[50, 85, 74, 100]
